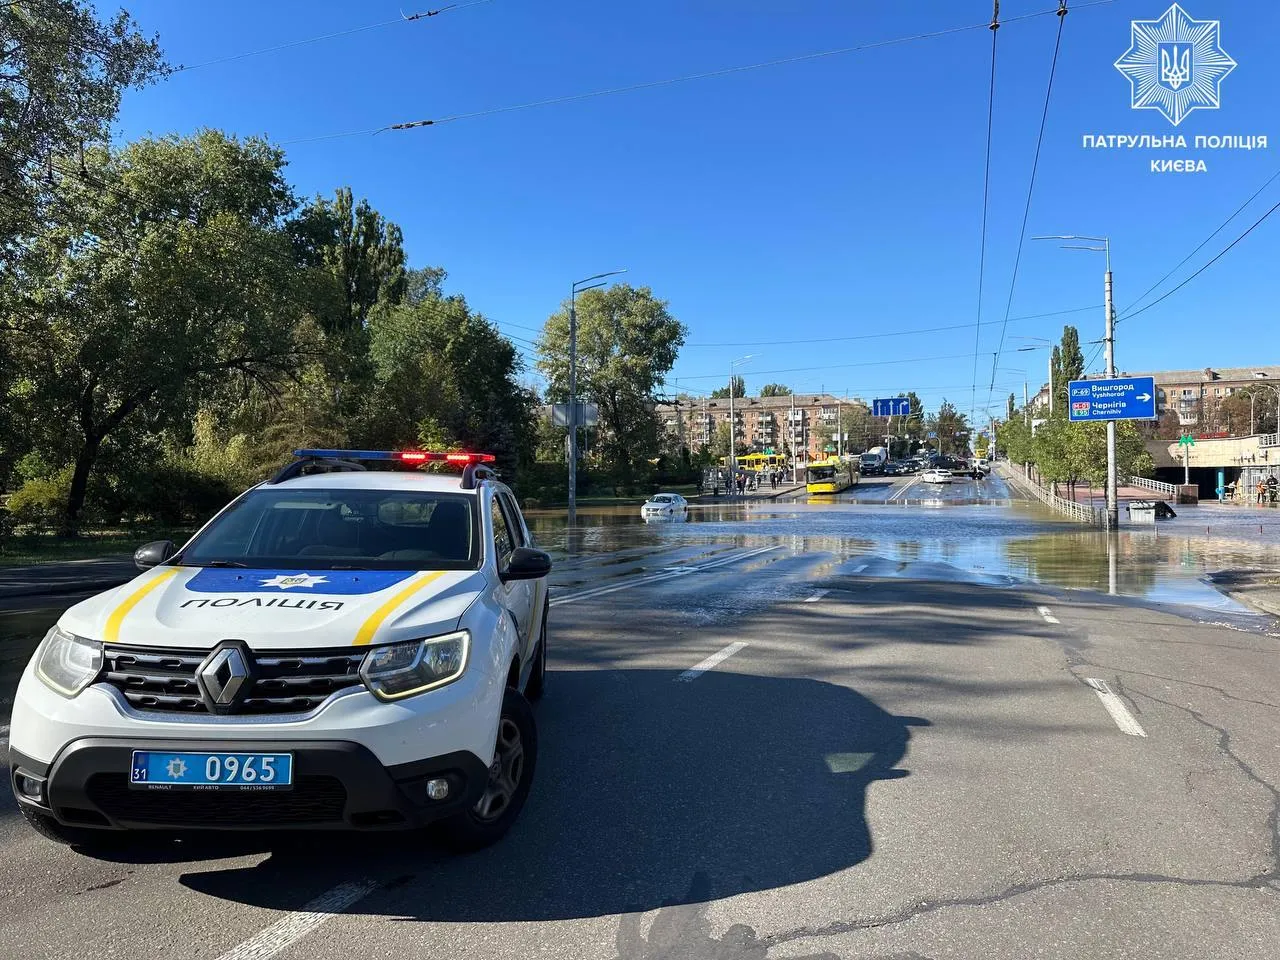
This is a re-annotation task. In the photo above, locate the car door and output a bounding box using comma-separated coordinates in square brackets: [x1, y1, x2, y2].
[490, 491, 537, 666]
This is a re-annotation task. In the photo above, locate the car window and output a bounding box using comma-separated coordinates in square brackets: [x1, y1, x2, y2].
[498, 493, 525, 548]
[491, 496, 516, 568]
[177, 488, 479, 570]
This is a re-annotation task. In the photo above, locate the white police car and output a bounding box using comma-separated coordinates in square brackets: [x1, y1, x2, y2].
[8, 450, 551, 851]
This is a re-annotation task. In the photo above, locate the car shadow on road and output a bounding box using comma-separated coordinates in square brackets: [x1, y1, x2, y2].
[86, 669, 927, 923]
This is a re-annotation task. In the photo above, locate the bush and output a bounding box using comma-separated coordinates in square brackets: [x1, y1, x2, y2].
[6, 472, 72, 532]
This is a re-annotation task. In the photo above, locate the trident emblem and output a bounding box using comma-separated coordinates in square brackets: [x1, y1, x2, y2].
[1159, 43, 1191, 90]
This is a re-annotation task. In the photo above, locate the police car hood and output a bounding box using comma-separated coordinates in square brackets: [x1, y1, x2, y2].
[61, 567, 486, 650]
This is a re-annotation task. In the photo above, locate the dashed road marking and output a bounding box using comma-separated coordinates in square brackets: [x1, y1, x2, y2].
[1037, 605, 1060, 624]
[1084, 678, 1148, 737]
[675, 642, 748, 682]
[803, 589, 830, 603]
[551, 546, 778, 607]
[213, 879, 379, 960]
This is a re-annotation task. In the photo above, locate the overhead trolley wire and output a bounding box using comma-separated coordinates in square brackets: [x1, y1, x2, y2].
[986, 0, 1068, 413]
[968, 2, 1001, 430]
[277, 0, 1116, 145]
[172, 2, 494, 73]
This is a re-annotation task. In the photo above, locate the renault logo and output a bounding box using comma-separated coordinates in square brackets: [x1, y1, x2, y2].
[197, 641, 256, 713]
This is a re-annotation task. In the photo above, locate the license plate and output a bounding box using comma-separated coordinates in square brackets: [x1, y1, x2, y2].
[129, 751, 293, 791]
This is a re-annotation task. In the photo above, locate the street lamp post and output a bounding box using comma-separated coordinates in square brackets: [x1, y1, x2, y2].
[568, 269, 627, 524]
[1033, 235, 1117, 529]
[1245, 383, 1280, 437]
[727, 355, 753, 496]
[1013, 338, 1055, 417]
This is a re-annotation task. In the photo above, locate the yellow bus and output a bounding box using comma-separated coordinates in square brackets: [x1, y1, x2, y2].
[805, 457, 858, 495]
[735, 452, 788, 474]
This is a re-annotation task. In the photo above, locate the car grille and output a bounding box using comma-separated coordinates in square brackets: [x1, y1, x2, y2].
[84, 773, 347, 826]
[98, 645, 366, 715]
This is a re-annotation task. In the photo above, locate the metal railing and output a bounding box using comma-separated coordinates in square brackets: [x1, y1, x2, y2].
[1260, 432, 1279, 448]
[1130, 475, 1177, 496]
[997, 464, 1103, 526]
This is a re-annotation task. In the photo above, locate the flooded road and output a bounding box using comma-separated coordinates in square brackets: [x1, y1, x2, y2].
[528, 473, 1280, 617]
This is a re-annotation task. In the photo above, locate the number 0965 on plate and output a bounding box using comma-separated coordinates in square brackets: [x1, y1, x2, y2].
[129, 751, 293, 790]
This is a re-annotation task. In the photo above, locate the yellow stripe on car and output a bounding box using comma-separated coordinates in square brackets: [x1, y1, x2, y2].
[354, 571, 448, 646]
[103, 568, 181, 643]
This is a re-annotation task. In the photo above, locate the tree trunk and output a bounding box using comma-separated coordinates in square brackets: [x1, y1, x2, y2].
[60, 435, 101, 538]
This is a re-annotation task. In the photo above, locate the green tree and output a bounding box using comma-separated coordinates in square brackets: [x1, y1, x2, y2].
[536, 284, 687, 479]
[362, 296, 535, 471]
[0, 0, 165, 257]
[839, 401, 872, 452]
[760, 383, 791, 397]
[711, 375, 746, 400]
[1007, 393, 1016, 421]
[926, 399, 970, 456]
[291, 186, 406, 333]
[4, 131, 309, 534]
[1052, 325, 1086, 412]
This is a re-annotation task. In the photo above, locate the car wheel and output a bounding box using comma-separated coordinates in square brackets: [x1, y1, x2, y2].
[20, 806, 128, 855]
[525, 602, 548, 701]
[437, 687, 538, 852]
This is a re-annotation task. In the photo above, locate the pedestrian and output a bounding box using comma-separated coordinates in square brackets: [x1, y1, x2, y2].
[1257, 479, 1267, 504]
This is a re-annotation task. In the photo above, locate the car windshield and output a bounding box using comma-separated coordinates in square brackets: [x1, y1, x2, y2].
[177, 488, 480, 571]
[650, 495, 674, 503]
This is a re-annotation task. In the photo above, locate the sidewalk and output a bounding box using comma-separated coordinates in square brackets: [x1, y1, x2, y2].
[0, 556, 136, 600]
[692, 482, 807, 503]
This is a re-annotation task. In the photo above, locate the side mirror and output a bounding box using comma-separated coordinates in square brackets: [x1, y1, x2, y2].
[134, 540, 176, 571]
[503, 547, 552, 582]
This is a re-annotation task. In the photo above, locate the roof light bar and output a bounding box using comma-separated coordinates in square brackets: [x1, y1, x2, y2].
[291, 449, 495, 465]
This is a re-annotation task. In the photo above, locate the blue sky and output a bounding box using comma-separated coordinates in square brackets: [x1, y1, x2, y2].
[111, 0, 1278, 423]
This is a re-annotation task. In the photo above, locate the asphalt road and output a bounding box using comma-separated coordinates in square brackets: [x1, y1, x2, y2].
[2, 534, 1279, 959]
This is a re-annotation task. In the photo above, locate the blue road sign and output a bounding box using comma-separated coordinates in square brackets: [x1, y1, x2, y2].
[926, 431, 938, 439]
[1067, 376, 1157, 422]
[873, 398, 911, 418]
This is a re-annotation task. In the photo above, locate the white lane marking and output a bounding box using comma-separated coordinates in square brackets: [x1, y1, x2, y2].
[214, 879, 379, 960]
[550, 546, 778, 607]
[851, 563, 868, 574]
[1084, 679, 1148, 738]
[1037, 605, 1060, 624]
[887, 477, 919, 502]
[675, 642, 748, 682]
[0, 723, 8, 747]
[803, 589, 830, 603]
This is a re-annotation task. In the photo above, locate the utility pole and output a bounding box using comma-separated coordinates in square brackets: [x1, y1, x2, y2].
[1104, 257, 1118, 530]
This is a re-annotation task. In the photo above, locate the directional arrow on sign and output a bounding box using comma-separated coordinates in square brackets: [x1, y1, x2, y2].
[1136, 393, 1152, 402]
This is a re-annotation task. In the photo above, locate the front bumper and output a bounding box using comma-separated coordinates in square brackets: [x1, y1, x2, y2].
[10, 739, 488, 831]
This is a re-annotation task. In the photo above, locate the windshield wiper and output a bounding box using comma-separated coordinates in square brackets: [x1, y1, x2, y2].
[329, 565, 370, 570]
[186, 560, 248, 568]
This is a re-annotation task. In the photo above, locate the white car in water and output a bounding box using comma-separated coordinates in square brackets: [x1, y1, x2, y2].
[921, 469, 954, 484]
[641, 492, 689, 521]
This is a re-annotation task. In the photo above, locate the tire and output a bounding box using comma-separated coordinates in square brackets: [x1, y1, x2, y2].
[20, 806, 127, 855]
[437, 687, 538, 852]
[525, 601, 548, 702]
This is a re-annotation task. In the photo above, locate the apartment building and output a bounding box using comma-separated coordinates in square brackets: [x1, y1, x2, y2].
[1031, 365, 1280, 428]
[657, 393, 850, 462]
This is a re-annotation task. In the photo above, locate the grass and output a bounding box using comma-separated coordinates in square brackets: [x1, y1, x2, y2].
[0, 527, 195, 568]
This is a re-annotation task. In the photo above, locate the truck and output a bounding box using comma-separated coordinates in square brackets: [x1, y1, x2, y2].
[859, 447, 888, 475]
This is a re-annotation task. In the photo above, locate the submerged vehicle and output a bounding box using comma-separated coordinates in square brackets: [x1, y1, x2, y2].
[806, 458, 859, 495]
[641, 492, 689, 521]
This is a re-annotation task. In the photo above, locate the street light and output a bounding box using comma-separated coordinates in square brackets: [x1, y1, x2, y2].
[728, 355, 753, 496]
[1013, 337, 1055, 417]
[568, 269, 627, 525]
[1243, 382, 1280, 436]
[1033, 234, 1118, 529]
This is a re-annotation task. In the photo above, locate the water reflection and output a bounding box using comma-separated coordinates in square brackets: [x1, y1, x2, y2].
[526, 501, 1279, 612]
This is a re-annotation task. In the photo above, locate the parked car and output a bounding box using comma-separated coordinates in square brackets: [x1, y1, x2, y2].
[9, 448, 551, 851]
[921, 469, 954, 484]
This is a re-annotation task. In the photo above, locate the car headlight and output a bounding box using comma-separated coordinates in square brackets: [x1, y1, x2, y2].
[35, 626, 103, 698]
[359, 630, 469, 701]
